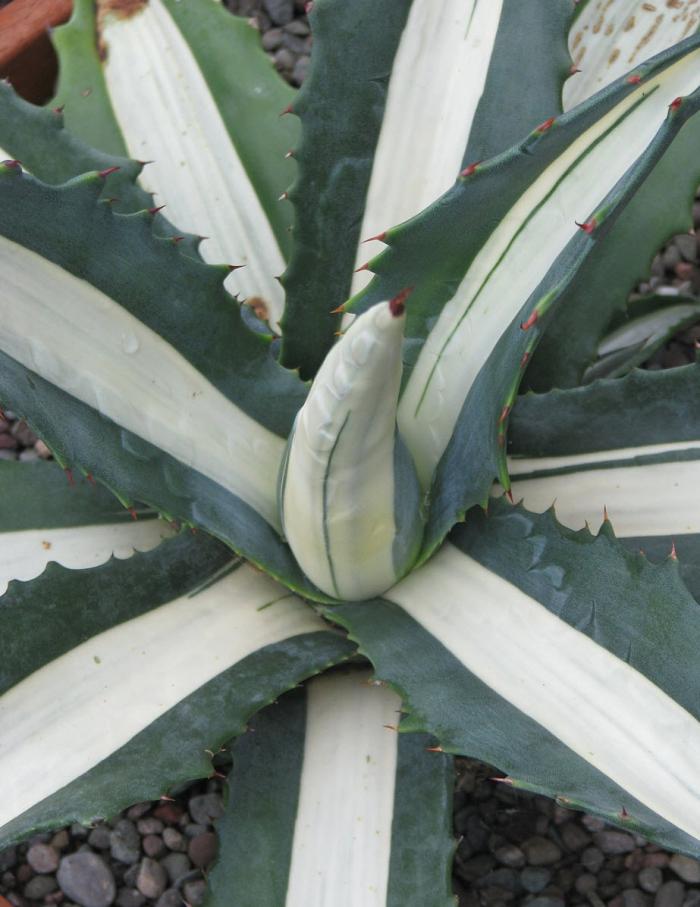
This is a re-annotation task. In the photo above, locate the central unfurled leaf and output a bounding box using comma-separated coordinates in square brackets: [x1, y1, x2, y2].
[280, 295, 422, 600]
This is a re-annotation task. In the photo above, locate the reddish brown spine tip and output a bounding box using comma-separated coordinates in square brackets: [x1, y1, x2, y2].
[626, 74, 642, 85]
[65, 469, 75, 487]
[330, 303, 346, 314]
[389, 286, 413, 317]
[279, 104, 294, 117]
[520, 351, 531, 369]
[575, 217, 597, 234]
[669, 96, 683, 111]
[99, 166, 120, 179]
[148, 205, 166, 216]
[603, 505, 610, 523]
[129, 507, 138, 521]
[227, 263, 245, 272]
[425, 745, 444, 753]
[498, 405, 511, 425]
[2, 159, 21, 169]
[670, 540, 678, 561]
[620, 806, 630, 819]
[383, 724, 399, 732]
[506, 489, 514, 504]
[490, 776, 513, 785]
[569, 65, 581, 76]
[459, 160, 481, 178]
[520, 310, 539, 331]
[535, 116, 555, 133]
[53, 104, 65, 114]
[362, 231, 387, 244]
[171, 235, 185, 244]
[86, 472, 95, 486]
[354, 261, 370, 273]
[284, 149, 295, 159]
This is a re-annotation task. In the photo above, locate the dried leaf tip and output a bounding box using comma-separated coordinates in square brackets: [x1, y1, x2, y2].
[389, 286, 413, 317]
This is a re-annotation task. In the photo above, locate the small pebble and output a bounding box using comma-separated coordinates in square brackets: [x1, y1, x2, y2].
[520, 866, 551, 894]
[655, 881, 686, 907]
[162, 829, 186, 853]
[110, 821, 140, 866]
[87, 828, 111, 852]
[154, 889, 181, 907]
[521, 836, 562, 866]
[136, 819, 163, 837]
[187, 795, 223, 827]
[669, 854, 700, 883]
[595, 830, 637, 855]
[57, 852, 116, 907]
[24, 874, 58, 899]
[188, 833, 217, 869]
[142, 835, 165, 859]
[27, 843, 59, 874]
[182, 880, 207, 907]
[115, 889, 145, 907]
[160, 853, 191, 885]
[135, 859, 167, 900]
[639, 867, 664, 893]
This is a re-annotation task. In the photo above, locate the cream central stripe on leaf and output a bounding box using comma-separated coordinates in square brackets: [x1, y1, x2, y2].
[508, 457, 700, 538]
[564, 0, 700, 111]
[101, 0, 286, 328]
[285, 672, 400, 907]
[0, 520, 174, 595]
[0, 237, 284, 527]
[352, 0, 503, 292]
[389, 543, 700, 841]
[399, 51, 700, 487]
[509, 439, 700, 475]
[0, 566, 322, 828]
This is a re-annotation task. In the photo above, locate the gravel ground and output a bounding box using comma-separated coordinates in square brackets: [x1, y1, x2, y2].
[2, 2, 700, 906]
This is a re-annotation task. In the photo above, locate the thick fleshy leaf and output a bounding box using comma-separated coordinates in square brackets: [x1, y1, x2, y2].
[277, 0, 411, 376]
[528, 4, 700, 391]
[280, 0, 574, 377]
[0, 533, 354, 847]
[564, 0, 700, 110]
[508, 362, 700, 598]
[0, 81, 150, 214]
[348, 38, 700, 559]
[0, 460, 173, 593]
[582, 294, 700, 382]
[328, 500, 700, 856]
[207, 670, 454, 907]
[0, 167, 318, 594]
[280, 300, 423, 601]
[52, 0, 298, 328]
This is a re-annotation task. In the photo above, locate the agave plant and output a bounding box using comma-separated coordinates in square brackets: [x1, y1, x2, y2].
[2, 0, 700, 900]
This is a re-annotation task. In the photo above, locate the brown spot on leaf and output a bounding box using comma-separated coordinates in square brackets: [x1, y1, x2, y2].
[245, 296, 270, 323]
[96, 0, 148, 59]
